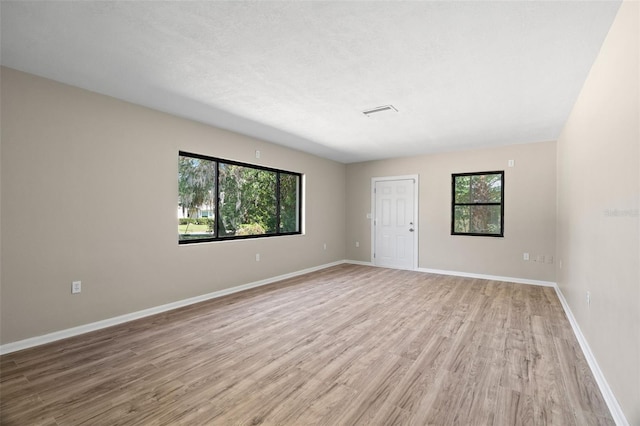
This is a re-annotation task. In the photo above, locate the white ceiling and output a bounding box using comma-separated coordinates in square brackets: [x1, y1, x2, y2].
[1, 1, 621, 163]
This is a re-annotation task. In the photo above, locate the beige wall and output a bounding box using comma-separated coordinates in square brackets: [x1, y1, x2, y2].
[2, 6, 638, 418]
[556, 2, 639, 423]
[346, 141, 557, 282]
[0, 67, 346, 344]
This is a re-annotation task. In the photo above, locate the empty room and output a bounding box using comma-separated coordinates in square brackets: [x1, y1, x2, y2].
[0, 1, 638, 425]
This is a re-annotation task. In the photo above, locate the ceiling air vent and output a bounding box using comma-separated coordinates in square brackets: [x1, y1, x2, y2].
[362, 105, 398, 117]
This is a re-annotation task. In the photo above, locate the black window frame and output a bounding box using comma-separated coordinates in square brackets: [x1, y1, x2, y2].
[178, 151, 303, 244]
[451, 170, 504, 237]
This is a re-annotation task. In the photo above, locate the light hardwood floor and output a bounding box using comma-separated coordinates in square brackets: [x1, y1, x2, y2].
[0, 264, 613, 425]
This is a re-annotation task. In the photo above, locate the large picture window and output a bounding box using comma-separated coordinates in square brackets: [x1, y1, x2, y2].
[451, 171, 504, 237]
[178, 151, 302, 243]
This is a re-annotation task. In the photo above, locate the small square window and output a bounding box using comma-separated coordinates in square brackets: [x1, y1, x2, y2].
[451, 171, 504, 237]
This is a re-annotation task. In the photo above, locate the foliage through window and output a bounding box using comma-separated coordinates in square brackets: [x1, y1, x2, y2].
[178, 152, 302, 243]
[452, 171, 504, 237]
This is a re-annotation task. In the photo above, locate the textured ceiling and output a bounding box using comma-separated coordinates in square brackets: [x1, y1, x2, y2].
[0, 1, 621, 163]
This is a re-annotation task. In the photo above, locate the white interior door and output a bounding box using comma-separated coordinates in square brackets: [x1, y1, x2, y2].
[373, 178, 417, 270]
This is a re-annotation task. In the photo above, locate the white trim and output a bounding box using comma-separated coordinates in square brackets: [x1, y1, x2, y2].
[0, 260, 345, 355]
[371, 174, 420, 270]
[344, 260, 374, 267]
[416, 267, 556, 287]
[1, 259, 628, 426]
[553, 286, 629, 426]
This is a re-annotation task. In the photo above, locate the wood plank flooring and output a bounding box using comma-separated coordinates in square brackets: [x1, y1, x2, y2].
[0, 264, 613, 425]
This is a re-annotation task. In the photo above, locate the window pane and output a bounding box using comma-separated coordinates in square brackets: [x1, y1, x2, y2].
[470, 173, 502, 203]
[178, 155, 216, 241]
[454, 205, 501, 234]
[279, 173, 300, 233]
[218, 163, 277, 237]
[453, 205, 470, 233]
[454, 175, 471, 203]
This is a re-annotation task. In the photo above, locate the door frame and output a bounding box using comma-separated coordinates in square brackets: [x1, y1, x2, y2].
[371, 174, 419, 270]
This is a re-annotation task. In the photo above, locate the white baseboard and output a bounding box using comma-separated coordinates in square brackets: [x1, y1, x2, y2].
[553, 286, 629, 426]
[415, 267, 556, 287]
[1, 259, 628, 425]
[0, 260, 346, 355]
[344, 260, 374, 267]
[344, 262, 556, 287]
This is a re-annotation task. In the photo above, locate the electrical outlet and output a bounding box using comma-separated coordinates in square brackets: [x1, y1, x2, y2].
[255, 253, 260, 262]
[356, 241, 360, 248]
[71, 281, 81, 294]
[523, 252, 529, 261]
[508, 159, 515, 167]
[255, 150, 261, 159]
[323, 243, 327, 250]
